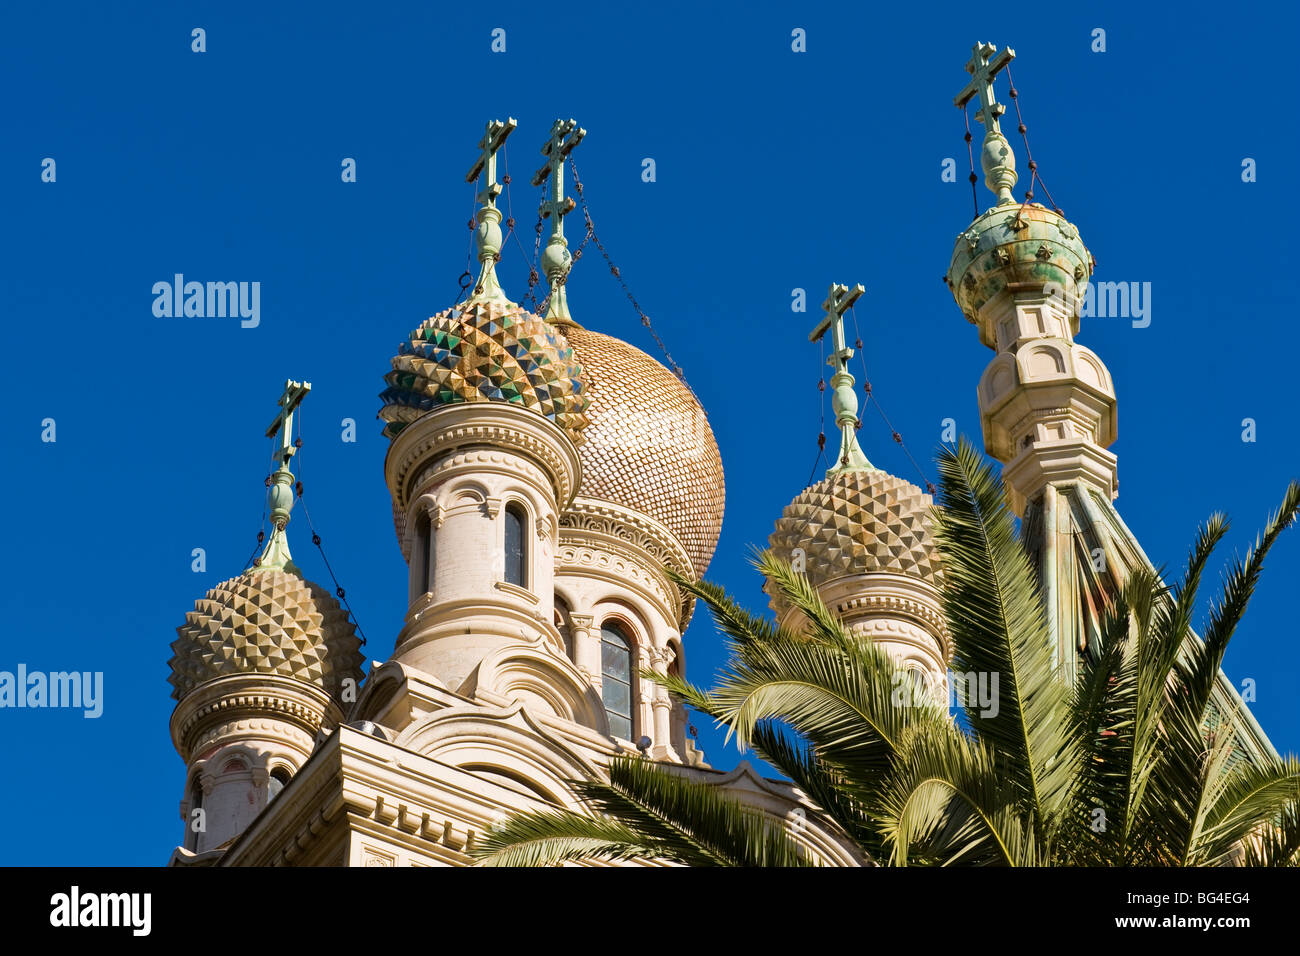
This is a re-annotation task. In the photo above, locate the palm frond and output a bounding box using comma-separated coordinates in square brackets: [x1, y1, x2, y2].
[573, 757, 816, 867]
[930, 439, 1077, 827]
[469, 810, 682, 867]
[876, 725, 1043, 866]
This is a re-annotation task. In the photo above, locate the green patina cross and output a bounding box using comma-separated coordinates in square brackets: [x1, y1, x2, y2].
[531, 118, 585, 240]
[811, 283, 865, 369]
[466, 118, 518, 211]
[955, 42, 1015, 135]
[810, 284, 874, 476]
[531, 118, 586, 324]
[265, 378, 311, 471]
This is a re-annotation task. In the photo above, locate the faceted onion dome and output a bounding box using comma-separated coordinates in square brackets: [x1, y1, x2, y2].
[767, 470, 942, 614]
[564, 326, 725, 577]
[378, 299, 589, 444]
[168, 568, 365, 702]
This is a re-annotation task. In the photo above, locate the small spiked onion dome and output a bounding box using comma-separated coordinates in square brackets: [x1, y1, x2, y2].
[169, 396, 364, 705]
[767, 469, 941, 617]
[168, 569, 364, 702]
[767, 283, 942, 619]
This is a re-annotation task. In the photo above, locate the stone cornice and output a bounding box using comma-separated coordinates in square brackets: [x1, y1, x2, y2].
[559, 496, 697, 628]
[386, 403, 583, 526]
[169, 673, 342, 762]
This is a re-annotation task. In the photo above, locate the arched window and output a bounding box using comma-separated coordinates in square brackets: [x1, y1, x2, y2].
[411, 510, 431, 603]
[187, 777, 204, 850]
[601, 623, 634, 740]
[267, 766, 291, 802]
[504, 503, 527, 587]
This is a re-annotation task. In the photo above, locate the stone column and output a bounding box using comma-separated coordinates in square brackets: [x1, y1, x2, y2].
[571, 612, 599, 692]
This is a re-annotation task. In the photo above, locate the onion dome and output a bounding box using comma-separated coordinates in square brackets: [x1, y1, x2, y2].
[769, 470, 942, 591]
[169, 379, 364, 704]
[945, 44, 1092, 333]
[946, 202, 1092, 332]
[767, 283, 942, 617]
[377, 300, 589, 443]
[378, 118, 589, 445]
[168, 568, 364, 702]
[564, 326, 725, 577]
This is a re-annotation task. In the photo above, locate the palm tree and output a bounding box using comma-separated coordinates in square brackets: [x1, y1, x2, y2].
[471, 440, 1300, 866]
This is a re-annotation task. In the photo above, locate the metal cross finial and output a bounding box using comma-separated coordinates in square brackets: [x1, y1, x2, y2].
[266, 378, 311, 471]
[955, 42, 1019, 206]
[955, 42, 1015, 134]
[465, 118, 518, 305]
[810, 284, 874, 476]
[466, 118, 517, 210]
[256, 379, 310, 574]
[531, 118, 586, 324]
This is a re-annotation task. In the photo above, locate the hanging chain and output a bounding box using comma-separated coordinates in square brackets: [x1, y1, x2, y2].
[567, 157, 697, 400]
[1005, 64, 1062, 216]
[849, 305, 936, 495]
[963, 106, 979, 220]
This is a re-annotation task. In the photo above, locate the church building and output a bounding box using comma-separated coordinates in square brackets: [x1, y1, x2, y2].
[165, 45, 1272, 867]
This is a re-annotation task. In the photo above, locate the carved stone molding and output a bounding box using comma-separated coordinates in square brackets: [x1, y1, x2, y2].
[386, 404, 583, 547]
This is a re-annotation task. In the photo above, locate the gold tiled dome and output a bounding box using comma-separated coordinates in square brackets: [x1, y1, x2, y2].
[767, 470, 941, 612]
[564, 327, 724, 577]
[168, 569, 365, 703]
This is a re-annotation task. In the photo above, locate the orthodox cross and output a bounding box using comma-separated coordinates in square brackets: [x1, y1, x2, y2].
[954, 42, 1018, 206]
[954, 42, 1015, 134]
[257, 379, 310, 571]
[466, 117, 517, 210]
[265, 378, 311, 471]
[532, 119, 584, 245]
[810, 284, 873, 475]
[531, 118, 586, 323]
[810, 283, 864, 369]
[464, 118, 517, 304]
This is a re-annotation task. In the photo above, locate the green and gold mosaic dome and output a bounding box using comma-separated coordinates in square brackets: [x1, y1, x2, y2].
[378, 299, 589, 443]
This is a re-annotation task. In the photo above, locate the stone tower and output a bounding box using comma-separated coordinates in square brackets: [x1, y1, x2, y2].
[167, 381, 365, 859]
[942, 42, 1273, 761]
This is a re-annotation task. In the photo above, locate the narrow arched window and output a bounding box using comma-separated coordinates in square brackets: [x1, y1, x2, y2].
[268, 766, 291, 802]
[601, 623, 634, 740]
[504, 503, 527, 587]
[411, 510, 431, 603]
[187, 777, 204, 850]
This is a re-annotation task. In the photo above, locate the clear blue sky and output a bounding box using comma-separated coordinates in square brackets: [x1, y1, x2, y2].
[1, 2, 1295, 865]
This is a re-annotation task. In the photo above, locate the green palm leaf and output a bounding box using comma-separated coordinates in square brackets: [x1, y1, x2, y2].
[930, 439, 1077, 829]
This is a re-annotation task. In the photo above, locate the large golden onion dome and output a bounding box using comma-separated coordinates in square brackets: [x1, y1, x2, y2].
[168, 568, 365, 703]
[563, 326, 725, 577]
[767, 469, 941, 614]
[378, 299, 589, 444]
